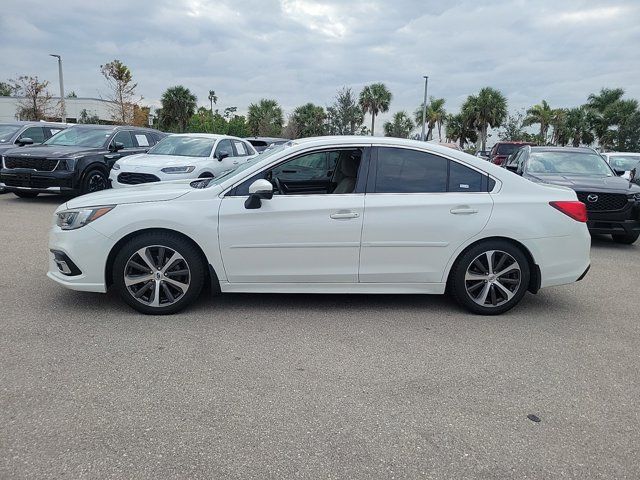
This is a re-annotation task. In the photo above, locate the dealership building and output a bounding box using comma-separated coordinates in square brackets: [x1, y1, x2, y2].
[0, 96, 116, 123]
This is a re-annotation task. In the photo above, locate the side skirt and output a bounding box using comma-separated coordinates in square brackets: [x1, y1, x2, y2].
[219, 282, 447, 294]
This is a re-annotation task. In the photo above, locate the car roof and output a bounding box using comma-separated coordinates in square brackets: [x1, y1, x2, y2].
[0, 121, 69, 127]
[603, 151, 640, 156]
[245, 137, 290, 142]
[168, 133, 246, 141]
[529, 146, 596, 153]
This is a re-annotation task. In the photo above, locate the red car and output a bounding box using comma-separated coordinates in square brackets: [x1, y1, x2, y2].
[490, 142, 536, 165]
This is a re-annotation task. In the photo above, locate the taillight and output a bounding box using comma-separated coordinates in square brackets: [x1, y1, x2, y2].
[549, 201, 588, 222]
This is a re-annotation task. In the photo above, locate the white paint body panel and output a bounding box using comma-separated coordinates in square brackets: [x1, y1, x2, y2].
[47, 136, 591, 301]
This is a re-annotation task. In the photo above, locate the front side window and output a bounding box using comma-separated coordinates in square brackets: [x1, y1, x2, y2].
[233, 148, 363, 196]
[111, 131, 134, 148]
[19, 127, 45, 144]
[215, 139, 234, 159]
[45, 127, 113, 148]
[375, 148, 448, 193]
[148, 136, 214, 157]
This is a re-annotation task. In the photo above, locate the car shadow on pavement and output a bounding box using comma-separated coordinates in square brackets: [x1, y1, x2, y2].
[0, 193, 68, 205]
[590, 233, 639, 250]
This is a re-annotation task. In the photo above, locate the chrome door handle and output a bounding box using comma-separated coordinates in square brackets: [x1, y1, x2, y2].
[330, 211, 359, 220]
[450, 207, 478, 215]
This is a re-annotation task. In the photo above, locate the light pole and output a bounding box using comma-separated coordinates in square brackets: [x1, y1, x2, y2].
[420, 76, 429, 141]
[49, 54, 66, 122]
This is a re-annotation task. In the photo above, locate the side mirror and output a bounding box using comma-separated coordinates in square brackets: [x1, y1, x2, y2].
[110, 142, 125, 152]
[244, 179, 273, 209]
[505, 164, 519, 173]
[613, 168, 626, 177]
[17, 137, 34, 146]
[217, 152, 229, 161]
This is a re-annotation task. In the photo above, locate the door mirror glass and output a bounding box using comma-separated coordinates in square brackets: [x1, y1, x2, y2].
[245, 179, 273, 209]
[17, 137, 34, 146]
[505, 164, 519, 173]
[217, 152, 229, 161]
[613, 168, 627, 177]
[110, 141, 125, 152]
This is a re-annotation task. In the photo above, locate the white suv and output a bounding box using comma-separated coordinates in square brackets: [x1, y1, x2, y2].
[49, 136, 591, 316]
[109, 134, 257, 187]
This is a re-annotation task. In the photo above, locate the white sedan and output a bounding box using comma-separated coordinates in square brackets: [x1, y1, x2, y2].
[49, 136, 591, 316]
[109, 134, 257, 188]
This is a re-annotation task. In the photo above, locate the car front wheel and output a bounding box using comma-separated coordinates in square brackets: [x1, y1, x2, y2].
[611, 232, 639, 245]
[112, 232, 206, 315]
[81, 169, 108, 194]
[450, 240, 530, 315]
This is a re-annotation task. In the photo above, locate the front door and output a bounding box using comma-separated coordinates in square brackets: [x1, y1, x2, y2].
[218, 148, 367, 283]
[359, 147, 494, 283]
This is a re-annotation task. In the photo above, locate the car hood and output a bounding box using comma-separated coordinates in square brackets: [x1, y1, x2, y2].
[525, 173, 640, 193]
[2, 144, 101, 158]
[65, 179, 197, 209]
[117, 153, 210, 168]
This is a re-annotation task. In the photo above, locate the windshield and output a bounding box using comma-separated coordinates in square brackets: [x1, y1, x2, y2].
[497, 144, 525, 155]
[45, 127, 113, 148]
[191, 143, 291, 189]
[527, 151, 614, 176]
[0, 124, 21, 143]
[609, 155, 640, 172]
[148, 135, 215, 157]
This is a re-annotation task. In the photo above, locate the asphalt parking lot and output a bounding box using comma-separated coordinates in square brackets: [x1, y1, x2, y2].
[1, 193, 639, 479]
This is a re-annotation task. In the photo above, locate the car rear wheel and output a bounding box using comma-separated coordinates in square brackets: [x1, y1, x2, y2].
[450, 240, 530, 315]
[112, 232, 206, 315]
[611, 232, 639, 245]
[13, 191, 39, 198]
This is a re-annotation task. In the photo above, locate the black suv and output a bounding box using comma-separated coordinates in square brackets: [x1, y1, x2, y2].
[504, 146, 640, 244]
[1, 125, 165, 197]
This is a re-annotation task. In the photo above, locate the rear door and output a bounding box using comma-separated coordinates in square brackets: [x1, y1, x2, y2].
[359, 147, 494, 283]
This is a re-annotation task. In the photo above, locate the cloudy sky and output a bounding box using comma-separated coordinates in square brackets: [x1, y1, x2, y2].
[1, 0, 639, 133]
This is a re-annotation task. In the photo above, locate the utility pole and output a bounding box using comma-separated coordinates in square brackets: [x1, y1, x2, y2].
[420, 76, 428, 141]
[50, 54, 66, 123]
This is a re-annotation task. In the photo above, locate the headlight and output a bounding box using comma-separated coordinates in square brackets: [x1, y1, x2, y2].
[56, 205, 115, 230]
[161, 166, 195, 174]
[112, 162, 121, 170]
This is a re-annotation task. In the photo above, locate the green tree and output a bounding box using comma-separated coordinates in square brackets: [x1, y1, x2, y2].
[247, 99, 284, 136]
[287, 103, 326, 139]
[586, 88, 640, 151]
[414, 97, 446, 140]
[523, 100, 554, 144]
[445, 112, 478, 149]
[326, 87, 364, 135]
[208, 89, 217, 117]
[383, 111, 414, 138]
[100, 59, 139, 124]
[462, 87, 508, 151]
[565, 106, 595, 147]
[1, 81, 15, 96]
[359, 83, 392, 135]
[160, 85, 197, 132]
[227, 115, 249, 137]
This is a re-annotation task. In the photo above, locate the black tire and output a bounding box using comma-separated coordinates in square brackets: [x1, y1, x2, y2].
[112, 231, 206, 315]
[13, 191, 39, 198]
[81, 168, 108, 195]
[611, 232, 639, 245]
[449, 240, 531, 315]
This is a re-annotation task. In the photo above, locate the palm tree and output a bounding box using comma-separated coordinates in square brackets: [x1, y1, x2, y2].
[383, 111, 414, 138]
[445, 112, 478, 149]
[160, 85, 197, 132]
[288, 103, 326, 138]
[414, 97, 446, 140]
[247, 98, 284, 136]
[462, 87, 508, 151]
[550, 108, 568, 146]
[565, 106, 595, 147]
[208, 90, 217, 116]
[359, 83, 392, 135]
[523, 100, 554, 144]
[587, 88, 625, 112]
[586, 88, 626, 151]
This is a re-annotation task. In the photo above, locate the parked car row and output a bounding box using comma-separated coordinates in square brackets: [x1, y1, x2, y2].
[0, 124, 275, 197]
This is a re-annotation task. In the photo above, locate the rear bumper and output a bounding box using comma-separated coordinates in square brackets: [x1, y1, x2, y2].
[0, 168, 78, 194]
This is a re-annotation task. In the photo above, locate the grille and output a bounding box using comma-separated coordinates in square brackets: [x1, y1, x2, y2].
[118, 172, 161, 185]
[4, 156, 59, 171]
[576, 191, 628, 211]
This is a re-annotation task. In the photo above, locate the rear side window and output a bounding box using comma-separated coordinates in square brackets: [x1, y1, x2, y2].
[44, 127, 65, 138]
[375, 147, 448, 193]
[133, 133, 150, 147]
[233, 140, 248, 156]
[449, 161, 483, 192]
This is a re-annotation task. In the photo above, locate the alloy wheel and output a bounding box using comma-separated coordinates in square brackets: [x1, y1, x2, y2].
[464, 250, 521, 307]
[88, 172, 107, 192]
[124, 245, 191, 307]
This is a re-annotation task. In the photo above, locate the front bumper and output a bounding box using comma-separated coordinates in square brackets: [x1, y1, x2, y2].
[586, 206, 640, 235]
[1, 168, 78, 194]
[47, 223, 113, 293]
